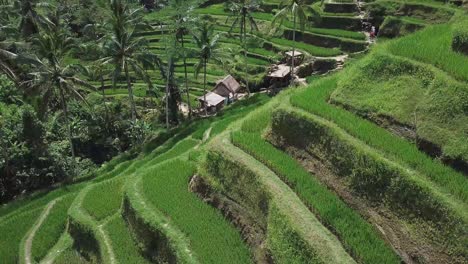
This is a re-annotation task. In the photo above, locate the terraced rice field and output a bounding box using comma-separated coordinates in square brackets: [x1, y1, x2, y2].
[1, 1, 466, 264]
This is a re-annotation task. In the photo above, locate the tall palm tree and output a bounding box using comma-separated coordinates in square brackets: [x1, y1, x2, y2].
[193, 19, 225, 116]
[20, 11, 94, 166]
[100, 0, 161, 122]
[160, 35, 181, 129]
[164, 0, 200, 119]
[227, 0, 261, 95]
[272, 0, 312, 83]
[0, 0, 23, 87]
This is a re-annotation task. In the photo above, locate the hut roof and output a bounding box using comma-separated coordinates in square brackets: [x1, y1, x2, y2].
[268, 64, 291, 78]
[285, 51, 303, 57]
[198, 92, 225, 106]
[215, 75, 241, 93]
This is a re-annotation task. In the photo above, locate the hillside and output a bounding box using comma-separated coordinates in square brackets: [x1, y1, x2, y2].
[0, 0, 467, 264]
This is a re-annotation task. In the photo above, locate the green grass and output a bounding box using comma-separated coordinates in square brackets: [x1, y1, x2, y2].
[82, 178, 124, 222]
[290, 77, 468, 204]
[104, 215, 150, 264]
[54, 248, 89, 264]
[141, 159, 252, 263]
[270, 37, 342, 56]
[331, 49, 468, 161]
[30, 195, 76, 262]
[387, 23, 468, 82]
[231, 131, 400, 264]
[0, 207, 42, 263]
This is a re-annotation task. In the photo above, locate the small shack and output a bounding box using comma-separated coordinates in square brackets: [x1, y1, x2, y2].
[284, 51, 304, 66]
[212, 75, 241, 101]
[198, 92, 226, 113]
[266, 64, 292, 92]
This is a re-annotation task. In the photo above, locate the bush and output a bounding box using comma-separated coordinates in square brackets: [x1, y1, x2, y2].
[452, 18, 468, 55]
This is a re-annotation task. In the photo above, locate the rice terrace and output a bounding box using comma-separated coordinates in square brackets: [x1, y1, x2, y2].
[0, 0, 467, 263]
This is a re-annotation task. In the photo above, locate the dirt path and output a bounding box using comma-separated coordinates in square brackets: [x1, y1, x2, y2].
[40, 232, 73, 264]
[24, 199, 58, 264]
[97, 223, 117, 264]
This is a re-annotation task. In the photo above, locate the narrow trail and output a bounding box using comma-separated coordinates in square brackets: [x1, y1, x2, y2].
[97, 222, 117, 264]
[40, 232, 73, 264]
[23, 199, 58, 264]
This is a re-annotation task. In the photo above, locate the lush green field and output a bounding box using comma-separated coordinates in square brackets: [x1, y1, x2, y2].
[231, 130, 400, 264]
[0, 207, 42, 263]
[104, 215, 151, 264]
[30, 195, 76, 262]
[331, 48, 468, 162]
[140, 159, 253, 263]
[387, 23, 468, 82]
[82, 178, 124, 222]
[291, 77, 468, 205]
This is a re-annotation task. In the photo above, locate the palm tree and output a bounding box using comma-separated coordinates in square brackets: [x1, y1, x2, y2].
[272, 0, 312, 83]
[164, 0, 200, 119]
[100, 0, 161, 122]
[226, 0, 261, 95]
[0, 0, 23, 87]
[160, 35, 181, 129]
[20, 11, 94, 166]
[193, 19, 226, 116]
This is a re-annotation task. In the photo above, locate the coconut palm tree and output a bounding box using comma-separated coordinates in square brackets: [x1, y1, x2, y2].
[193, 19, 224, 116]
[163, 0, 200, 119]
[20, 11, 94, 166]
[100, 0, 161, 122]
[226, 0, 261, 95]
[0, 0, 24, 87]
[160, 35, 181, 129]
[272, 0, 314, 83]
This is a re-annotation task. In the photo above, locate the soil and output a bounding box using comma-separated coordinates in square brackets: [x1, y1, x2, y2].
[273, 142, 455, 264]
[188, 175, 274, 264]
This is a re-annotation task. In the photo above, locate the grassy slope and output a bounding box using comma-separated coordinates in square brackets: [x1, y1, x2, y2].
[30, 194, 76, 262]
[231, 131, 400, 264]
[205, 136, 356, 264]
[140, 159, 253, 263]
[330, 20, 468, 162]
[0, 207, 42, 263]
[292, 77, 467, 206]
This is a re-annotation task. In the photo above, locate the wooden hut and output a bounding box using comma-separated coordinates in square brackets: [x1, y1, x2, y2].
[284, 51, 304, 66]
[212, 75, 241, 101]
[198, 92, 226, 113]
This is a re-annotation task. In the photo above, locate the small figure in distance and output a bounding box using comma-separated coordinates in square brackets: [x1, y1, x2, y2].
[370, 25, 376, 40]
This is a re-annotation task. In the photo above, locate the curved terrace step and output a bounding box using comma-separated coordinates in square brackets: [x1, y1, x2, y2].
[205, 136, 356, 264]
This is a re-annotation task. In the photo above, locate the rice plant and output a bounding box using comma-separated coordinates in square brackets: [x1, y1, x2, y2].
[0, 207, 42, 263]
[270, 37, 342, 56]
[140, 159, 252, 263]
[290, 77, 468, 204]
[104, 215, 150, 264]
[231, 131, 400, 264]
[82, 178, 124, 222]
[387, 24, 468, 82]
[30, 194, 77, 262]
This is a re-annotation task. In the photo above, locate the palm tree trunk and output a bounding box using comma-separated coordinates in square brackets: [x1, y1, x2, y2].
[203, 57, 208, 116]
[243, 11, 250, 97]
[165, 57, 170, 129]
[58, 84, 76, 173]
[124, 62, 137, 122]
[101, 76, 111, 134]
[291, 12, 296, 85]
[181, 35, 192, 119]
